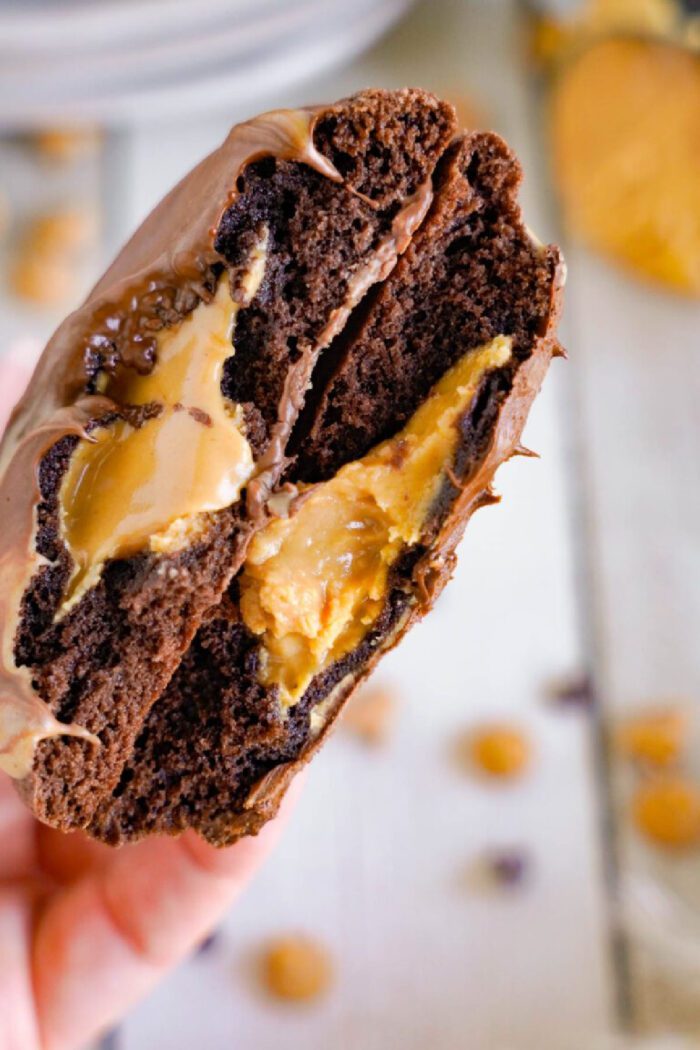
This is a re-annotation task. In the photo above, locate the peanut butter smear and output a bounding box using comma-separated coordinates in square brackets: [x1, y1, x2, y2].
[58, 261, 264, 614]
[240, 335, 513, 707]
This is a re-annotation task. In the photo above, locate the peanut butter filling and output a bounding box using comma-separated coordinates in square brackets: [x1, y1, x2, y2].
[239, 335, 513, 707]
[58, 247, 267, 614]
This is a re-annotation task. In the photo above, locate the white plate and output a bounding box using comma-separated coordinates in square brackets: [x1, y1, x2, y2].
[0, 0, 286, 50]
[1, 0, 348, 93]
[0, 0, 411, 127]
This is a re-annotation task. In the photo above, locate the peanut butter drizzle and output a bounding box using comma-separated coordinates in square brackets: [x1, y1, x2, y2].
[0, 106, 344, 779]
[240, 336, 513, 708]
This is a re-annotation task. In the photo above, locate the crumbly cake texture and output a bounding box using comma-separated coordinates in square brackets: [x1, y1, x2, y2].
[0, 89, 563, 844]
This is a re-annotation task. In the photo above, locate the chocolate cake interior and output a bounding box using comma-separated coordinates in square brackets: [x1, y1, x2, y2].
[17, 90, 456, 831]
[88, 131, 560, 847]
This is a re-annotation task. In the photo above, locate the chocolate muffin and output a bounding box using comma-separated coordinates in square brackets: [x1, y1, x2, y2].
[0, 89, 564, 844]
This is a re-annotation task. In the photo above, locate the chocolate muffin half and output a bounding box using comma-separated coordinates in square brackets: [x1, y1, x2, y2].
[0, 89, 457, 831]
[87, 130, 565, 847]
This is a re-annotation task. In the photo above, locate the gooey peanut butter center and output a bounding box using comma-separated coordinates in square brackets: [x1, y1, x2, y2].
[58, 248, 267, 614]
[239, 335, 513, 707]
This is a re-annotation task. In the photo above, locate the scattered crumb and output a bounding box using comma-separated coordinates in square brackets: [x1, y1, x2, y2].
[632, 776, 700, 850]
[96, 1028, 120, 1050]
[459, 723, 532, 780]
[484, 849, 530, 887]
[617, 708, 688, 768]
[31, 126, 102, 164]
[548, 673, 595, 709]
[196, 930, 220, 956]
[261, 934, 333, 1003]
[464, 848, 531, 893]
[342, 685, 396, 745]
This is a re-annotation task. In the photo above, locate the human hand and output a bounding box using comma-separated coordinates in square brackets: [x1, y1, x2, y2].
[0, 772, 299, 1050]
[0, 351, 300, 1050]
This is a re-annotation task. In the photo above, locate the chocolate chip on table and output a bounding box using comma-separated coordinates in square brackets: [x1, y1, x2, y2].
[196, 929, 220, 956]
[485, 849, 530, 887]
[548, 674, 595, 709]
[98, 1028, 120, 1050]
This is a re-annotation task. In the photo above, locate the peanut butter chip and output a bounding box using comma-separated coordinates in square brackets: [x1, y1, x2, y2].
[465, 724, 532, 780]
[26, 211, 97, 255]
[343, 685, 396, 745]
[32, 126, 102, 164]
[616, 708, 688, 768]
[262, 935, 333, 1002]
[10, 209, 97, 306]
[551, 37, 700, 295]
[10, 255, 76, 306]
[632, 777, 700, 851]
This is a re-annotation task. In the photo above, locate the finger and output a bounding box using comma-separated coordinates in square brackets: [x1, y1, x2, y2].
[0, 776, 36, 880]
[36, 826, 114, 886]
[0, 890, 42, 1050]
[33, 779, 303, 1050]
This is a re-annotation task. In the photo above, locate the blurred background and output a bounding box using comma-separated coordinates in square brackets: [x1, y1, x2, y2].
[1, 0, 699, 1047]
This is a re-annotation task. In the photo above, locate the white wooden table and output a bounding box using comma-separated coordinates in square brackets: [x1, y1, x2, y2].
[1, 2, 698, 1047]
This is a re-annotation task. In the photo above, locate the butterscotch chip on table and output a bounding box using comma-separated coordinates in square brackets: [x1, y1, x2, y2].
[31, 126, 102, 164]
[616, 708, 688, 768]
[342, 685, 396, 745]
[632, 777, 700, 851]
[463, 724, 532, 780]
[261, 934, 333, 1002]
[0, 88, 563, 846]
[10, 209, 97, 306]
[10, 252, 77, 307]
[550, 37, 700, 296]
[24, 210, 97, 256]
[529, 0, 680, 69]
